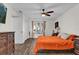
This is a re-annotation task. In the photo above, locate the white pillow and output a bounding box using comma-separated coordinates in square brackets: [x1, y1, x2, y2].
[58, 33, 70, 39]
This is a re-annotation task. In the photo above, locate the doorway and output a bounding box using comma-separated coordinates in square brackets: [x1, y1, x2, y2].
[32, 21, 46, 38]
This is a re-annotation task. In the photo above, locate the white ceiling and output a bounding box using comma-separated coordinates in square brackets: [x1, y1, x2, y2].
[6, 3, 78, 19]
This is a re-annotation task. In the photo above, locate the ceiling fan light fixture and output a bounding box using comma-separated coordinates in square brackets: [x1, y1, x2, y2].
[42, 14, 45, 17]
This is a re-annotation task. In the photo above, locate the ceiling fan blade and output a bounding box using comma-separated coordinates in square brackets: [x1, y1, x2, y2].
[45, 13, 50, 16]
[47, 11, 54, 13]
[41, 9, 51, 16]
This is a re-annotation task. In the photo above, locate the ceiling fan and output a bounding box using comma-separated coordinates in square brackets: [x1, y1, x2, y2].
[41, 9, 54, 16]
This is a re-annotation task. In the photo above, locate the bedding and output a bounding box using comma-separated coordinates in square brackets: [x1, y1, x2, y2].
[58, 33, 70, 39]
[34, 35, 74, 54]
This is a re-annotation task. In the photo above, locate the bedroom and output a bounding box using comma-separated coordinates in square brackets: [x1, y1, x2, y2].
[0, 3, 79, 55]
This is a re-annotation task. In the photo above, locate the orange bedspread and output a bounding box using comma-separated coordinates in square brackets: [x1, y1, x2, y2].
[34, 36, 74, 54]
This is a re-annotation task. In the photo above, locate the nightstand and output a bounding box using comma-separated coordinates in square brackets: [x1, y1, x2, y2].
[74, 37, 79, 55]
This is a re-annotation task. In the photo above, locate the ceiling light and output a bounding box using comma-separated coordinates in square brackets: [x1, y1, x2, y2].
[42, 14, 45, 17]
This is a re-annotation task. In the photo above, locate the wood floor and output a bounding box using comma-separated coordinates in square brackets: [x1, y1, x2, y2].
[14, 38, 74, 55]
[15, 38, 35, 55]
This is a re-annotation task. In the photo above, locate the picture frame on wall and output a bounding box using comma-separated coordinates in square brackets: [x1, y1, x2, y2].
[0, 3, 7, 24]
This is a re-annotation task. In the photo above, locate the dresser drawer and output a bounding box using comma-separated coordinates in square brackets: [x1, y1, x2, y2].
[0, 34, 7, 40]
[0, 40, 7, 47]
[0, 41, 7, 49]
[0, 33, 7, 36]
[0, 46, 7, 54]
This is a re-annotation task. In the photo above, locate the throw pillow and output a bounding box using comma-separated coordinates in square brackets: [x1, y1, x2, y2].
[58, 33, 70, 39]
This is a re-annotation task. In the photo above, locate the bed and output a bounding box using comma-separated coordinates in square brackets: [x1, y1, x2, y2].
[34, 35, 75, 54]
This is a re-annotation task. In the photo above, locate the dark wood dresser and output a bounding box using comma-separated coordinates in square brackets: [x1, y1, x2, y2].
[0, 32, 15, 55]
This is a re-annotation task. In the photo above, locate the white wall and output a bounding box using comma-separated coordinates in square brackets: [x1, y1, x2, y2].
[57, 4, 79, 35]
[12, 15, 23, 43]
[23, 16, 29, 42]
[45, 19, 54, 35]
